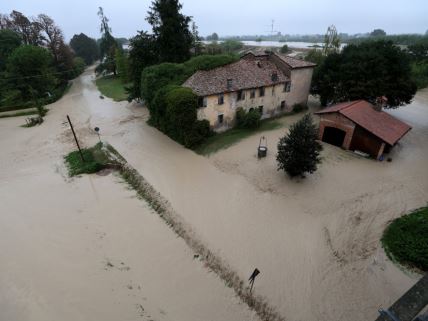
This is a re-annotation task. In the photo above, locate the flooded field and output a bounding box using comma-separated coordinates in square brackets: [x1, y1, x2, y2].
[1, 67, 427, 321]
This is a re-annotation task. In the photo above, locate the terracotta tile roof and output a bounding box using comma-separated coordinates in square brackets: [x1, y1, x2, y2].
[316, 100, 412, 145]
[274, 53, 317, 69]
[183, 58, 288, 97]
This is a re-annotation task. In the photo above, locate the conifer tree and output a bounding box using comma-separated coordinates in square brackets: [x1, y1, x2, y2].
[277, 114, 323, 177]
[146, 0, 193, 63]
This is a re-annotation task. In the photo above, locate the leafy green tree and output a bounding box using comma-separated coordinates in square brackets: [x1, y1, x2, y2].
[115, 48, 129, 82]
[5, 45, 56, 100]
[72, 57, 86, 77]
[141, 63, 185, 105]
[146, 0, 193, 63]
[70, 33, 99, 65]
[191, 22, 203, 56]
[370, 29, 387, 37]
[313, 40, 417, 107]
[276, 114, 322, 178]
[220, 39, 243, 53]
[127, 31, 158, 100]
[97, 7, 118, 74]
[0, 29, 21, 70]
[3, 10, 41, 45]
[408, 39, 428, 62]
[280, 44, 289, 54]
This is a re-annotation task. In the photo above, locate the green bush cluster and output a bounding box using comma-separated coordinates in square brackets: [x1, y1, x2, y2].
[141, 55, 236, 148]
[382, 207, 428, 271]
[64, 142, 109, 177]
[141, 54, 238, 106]
[235, 107, 261, 129]
[150, 86, 210, 148]
[292, 103, 307, 113]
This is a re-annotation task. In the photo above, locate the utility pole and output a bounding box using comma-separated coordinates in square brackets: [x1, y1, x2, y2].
[67, 115, 85, 162]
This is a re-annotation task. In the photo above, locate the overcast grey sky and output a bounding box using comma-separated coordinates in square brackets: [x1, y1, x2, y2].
[1, 0, 427, 41]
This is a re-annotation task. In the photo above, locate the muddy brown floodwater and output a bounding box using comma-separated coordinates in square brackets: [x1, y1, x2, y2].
[0, 69, 258, 321]
[1, 66, 428, 321]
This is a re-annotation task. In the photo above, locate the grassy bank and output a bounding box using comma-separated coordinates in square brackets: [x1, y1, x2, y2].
[382, 207, 428, 272]
[95, 75, 130, 102]
[195, 118, 283, 155]
[0, 82, 71, 113]
[64, 142, 111, 176]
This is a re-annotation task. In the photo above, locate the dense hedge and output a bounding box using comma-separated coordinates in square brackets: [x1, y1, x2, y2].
[141, 55, 237, 148]
[236, 107, 261, 129]
[141, 54, 238, 106]
[382, 207, 428, 271]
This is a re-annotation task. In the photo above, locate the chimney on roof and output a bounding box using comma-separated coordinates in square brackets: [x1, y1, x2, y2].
[374, 96, 388, 112]
[227, 79, 233, 91]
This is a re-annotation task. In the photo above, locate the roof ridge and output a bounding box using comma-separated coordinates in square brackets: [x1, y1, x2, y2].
[340, 100, 363, 111]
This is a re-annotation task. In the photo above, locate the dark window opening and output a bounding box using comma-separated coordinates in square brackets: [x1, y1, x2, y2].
[237, 90, 245, 101]
[250, 89, 256, 99]
[218, 114, 224, 124]
[198, 97, 207, 108]
[258, 106, 264, 114]
[259, 87, 265, 97]
[227, 79, 233, 90]
[218, 94, 224, 105]
[284, 82, 291, 92]
[280, 101, 286, 110]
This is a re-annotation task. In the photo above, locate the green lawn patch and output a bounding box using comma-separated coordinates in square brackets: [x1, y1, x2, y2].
[382, 207, 428, 272]
[64, 142, 111, 176]
[195, 118, 282, 155]
[95, 75, 130, 102]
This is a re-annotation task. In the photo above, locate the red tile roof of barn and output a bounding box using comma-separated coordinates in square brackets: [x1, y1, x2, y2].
[316, 100, 412, 145]
[183, 58, 288, 96]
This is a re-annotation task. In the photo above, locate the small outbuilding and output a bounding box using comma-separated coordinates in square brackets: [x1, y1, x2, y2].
[315, 100, 412, 160]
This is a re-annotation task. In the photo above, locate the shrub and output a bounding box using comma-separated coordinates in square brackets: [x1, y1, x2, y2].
[277, 114, 323, 177]
[164, 87, 202, 147]
[235, 107, 261, 129]
[72, 57, 86, 77]
[382, 207, 428, 271]
[280, 45, 289, 54]
[292, 103, 307, 113]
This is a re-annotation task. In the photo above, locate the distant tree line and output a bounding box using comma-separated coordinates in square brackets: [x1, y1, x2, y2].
[0, 10, 86, 112]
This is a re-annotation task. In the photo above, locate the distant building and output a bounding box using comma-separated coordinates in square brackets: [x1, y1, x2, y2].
[183, 51, 315, 131]
[315, 100, 412, 160]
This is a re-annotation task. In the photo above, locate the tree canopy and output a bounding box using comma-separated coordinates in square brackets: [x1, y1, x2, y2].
[127, 31, 158, 100]
[70, 33, 99, 65]
[0, 29, 21, 70]
[146, 0, 193, 63]
[312, 40, 417, 107]
[370, 29, 387, 37]
[5, 45, 56, 100]
[276, 114, 322, 178]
